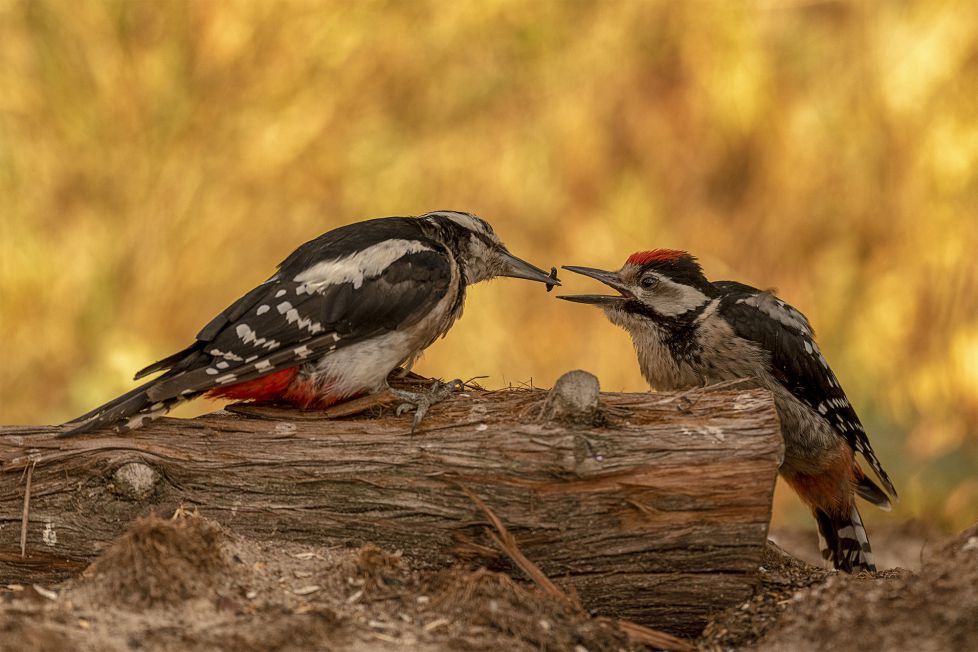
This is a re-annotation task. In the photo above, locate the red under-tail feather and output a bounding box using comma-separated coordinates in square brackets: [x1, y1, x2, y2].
[207, 368, 299, 402]
[206, 367, 345, 409]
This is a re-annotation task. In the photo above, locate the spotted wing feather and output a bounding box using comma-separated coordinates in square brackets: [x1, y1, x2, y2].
[145, 249, 451, 402]
[716, 283, 897, 500]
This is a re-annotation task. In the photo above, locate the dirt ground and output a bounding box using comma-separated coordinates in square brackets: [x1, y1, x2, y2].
[700, 523, 978, 651]
[0, 513, 632, 652]
[1, 515, 975, 652]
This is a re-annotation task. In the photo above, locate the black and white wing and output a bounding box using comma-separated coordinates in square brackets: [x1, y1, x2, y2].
[716, 282, 897, 500]
[63, 218, 454, 434]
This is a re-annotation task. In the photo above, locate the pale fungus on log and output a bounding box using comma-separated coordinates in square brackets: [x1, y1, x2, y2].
[0, 372, 783, 637]
[111, 462, 161, 501]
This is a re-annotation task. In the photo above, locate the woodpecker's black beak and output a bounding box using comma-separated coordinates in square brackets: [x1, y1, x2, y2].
[498, 250, 561, 288]
[557, 266, 630, 305]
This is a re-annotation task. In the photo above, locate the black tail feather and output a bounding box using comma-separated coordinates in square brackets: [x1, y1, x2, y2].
[133, 342, 204, 380]
[815, 505, 876, 573]
[858, 449, 898, 502]
[59, 375, 198, 437]
[62, 380, 158, 427]
[856, 474, 892, 511]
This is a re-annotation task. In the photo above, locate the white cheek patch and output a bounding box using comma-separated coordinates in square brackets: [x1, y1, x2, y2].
[294, 239, 433, 291]
[648, 277, 709, 316]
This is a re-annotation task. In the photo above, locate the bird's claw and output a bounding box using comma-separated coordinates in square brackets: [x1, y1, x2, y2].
[394, 402, 414, 417]
[389, 379, 464, 432]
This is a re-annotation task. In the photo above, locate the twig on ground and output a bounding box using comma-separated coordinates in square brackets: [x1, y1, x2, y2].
[604, 617, 694, 651]
[459, 484, 575, 608]
[460, 484, 694, 651]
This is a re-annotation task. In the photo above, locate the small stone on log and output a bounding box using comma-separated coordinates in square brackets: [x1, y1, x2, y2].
[541, 370, 601, 424]
[112, 463, 160, 501]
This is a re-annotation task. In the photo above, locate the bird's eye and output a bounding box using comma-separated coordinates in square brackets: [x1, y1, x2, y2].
[640, 276, 658, 289]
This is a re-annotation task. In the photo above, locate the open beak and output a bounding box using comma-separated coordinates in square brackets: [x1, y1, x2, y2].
[499, 250, 561, 289]
[557, 265, 630, 305]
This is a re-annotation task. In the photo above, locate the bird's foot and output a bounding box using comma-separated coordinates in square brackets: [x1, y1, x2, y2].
[389, 379, 465, 432]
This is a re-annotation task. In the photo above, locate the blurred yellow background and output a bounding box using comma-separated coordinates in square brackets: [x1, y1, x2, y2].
[1, 0, 976, 532]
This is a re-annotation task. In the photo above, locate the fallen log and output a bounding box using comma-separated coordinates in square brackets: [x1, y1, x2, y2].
[0, 372, 783, 636]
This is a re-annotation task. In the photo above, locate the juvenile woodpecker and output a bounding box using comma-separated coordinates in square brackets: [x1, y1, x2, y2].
[559, 249, 896, 573]
[63, 211, 558, 435]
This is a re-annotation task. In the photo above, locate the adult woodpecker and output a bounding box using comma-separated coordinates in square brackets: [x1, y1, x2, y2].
[62, 211, 558, 435]
[558, 249, 895, 573]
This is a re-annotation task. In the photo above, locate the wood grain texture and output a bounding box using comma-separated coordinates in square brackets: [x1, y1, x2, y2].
[0, 385, 783, 636]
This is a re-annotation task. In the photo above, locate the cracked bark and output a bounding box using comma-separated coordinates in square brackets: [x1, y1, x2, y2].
[0, 382, 782, 636]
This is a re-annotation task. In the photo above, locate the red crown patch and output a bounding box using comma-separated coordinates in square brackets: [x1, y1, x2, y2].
[626, 249, 688, 265]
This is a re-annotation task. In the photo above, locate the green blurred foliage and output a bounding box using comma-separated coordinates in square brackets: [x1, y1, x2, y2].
[1, 0, 976, 530]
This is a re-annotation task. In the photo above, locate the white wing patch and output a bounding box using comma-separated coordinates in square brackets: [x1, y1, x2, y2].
[821, 397, 851, 410]
[742, 292, 814, 336]
[209, 348, 244, 362]
[285, 308, 324, 334]
[294, 239, 433, 291]
[235, 323, 280, 350]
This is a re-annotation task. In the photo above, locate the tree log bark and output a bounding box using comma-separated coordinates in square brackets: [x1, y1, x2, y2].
[0, 380, 783, 636]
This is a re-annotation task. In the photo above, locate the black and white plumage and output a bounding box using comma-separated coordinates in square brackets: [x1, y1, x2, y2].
[63, 211, 558, 435]
[559, 249, 895, 573]
[715, 283, 895, 500]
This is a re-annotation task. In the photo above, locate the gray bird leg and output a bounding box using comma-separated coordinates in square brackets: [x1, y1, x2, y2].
[388, 379, 465, 431]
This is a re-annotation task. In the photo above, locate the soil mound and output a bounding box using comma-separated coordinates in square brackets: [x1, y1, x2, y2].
[755, 523, 978, 652]
[7, 514, 974, 651]
[699, 541, 830, 649]
[429, 567, 629, 651]
[84, 514, 229, 609]
[701, 524, 978, 651]
[0, 617, 74, 652]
